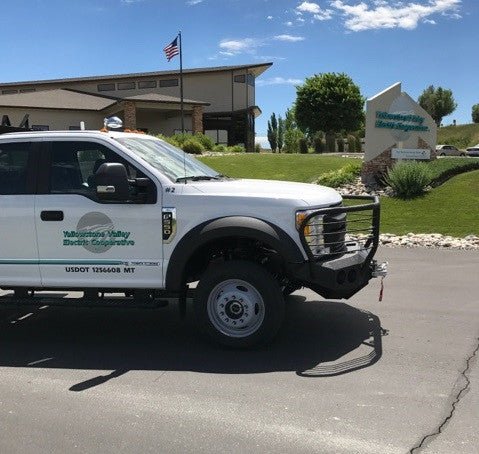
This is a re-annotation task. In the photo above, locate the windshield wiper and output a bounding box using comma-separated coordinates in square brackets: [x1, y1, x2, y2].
[176, 175, 222, 183]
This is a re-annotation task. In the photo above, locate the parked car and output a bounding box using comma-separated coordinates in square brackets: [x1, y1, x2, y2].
[435, 144, 466, 156]
[466, 144, 479, 157]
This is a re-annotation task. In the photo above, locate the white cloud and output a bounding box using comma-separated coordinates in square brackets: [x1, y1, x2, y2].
[296, 1, 334, 21]
[215, 33, 304, 60]
[256, 77, 303, 86]
[273, 34, 305, 42]
[297, 1, 321, 14]
[285, 20, 294, 26]
[331, 0, 462, 32]
[313, 9, 334, 21]
[186, 0, 204, 5]
[219, 38, 262, 55]
[267, 15, 273, 19]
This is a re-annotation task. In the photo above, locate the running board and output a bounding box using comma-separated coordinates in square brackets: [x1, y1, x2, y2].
[0, 294, 169, 309]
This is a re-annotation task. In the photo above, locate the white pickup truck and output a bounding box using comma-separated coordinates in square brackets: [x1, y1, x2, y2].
[0, 129, 386, 347]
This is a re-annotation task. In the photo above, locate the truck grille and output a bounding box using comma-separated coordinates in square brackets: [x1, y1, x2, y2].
[300, 196, 380, 261]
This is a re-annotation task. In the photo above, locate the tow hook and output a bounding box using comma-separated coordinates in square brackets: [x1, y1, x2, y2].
[371, 260, 388, 302]
[371, 260, 388, 278]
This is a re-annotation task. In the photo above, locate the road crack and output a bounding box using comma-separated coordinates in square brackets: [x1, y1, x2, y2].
[409, 337, 479, 453]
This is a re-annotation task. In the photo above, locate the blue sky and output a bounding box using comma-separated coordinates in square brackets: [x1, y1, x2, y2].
[0, 0, 477, 143]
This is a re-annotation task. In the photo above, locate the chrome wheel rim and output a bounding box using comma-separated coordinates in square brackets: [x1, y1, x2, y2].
[206, 279, 265, 338]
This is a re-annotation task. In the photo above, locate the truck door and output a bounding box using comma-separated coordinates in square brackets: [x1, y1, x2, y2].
[0, 141, 41, 286]
[34, 140, 163, 288]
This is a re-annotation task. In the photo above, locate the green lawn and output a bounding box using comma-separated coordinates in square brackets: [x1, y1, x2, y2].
[428, 157, 479, 182]
[199, 154, 356, 183]
[380, 170, 479, 236]
[199, 153, 478, 237]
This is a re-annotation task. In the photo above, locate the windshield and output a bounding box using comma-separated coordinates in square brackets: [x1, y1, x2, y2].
[115, 136, 220, 182]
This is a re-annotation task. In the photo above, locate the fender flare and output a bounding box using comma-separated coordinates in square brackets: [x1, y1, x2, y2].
[165, 216, 304, 292]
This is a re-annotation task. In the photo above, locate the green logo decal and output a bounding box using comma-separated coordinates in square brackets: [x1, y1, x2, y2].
[63, 212, 135, 253]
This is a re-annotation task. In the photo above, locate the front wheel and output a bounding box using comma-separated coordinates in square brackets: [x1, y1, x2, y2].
[194, 260, 285, 348]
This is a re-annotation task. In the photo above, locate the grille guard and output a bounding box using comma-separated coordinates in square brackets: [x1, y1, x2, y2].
[298, 195, 381, 269]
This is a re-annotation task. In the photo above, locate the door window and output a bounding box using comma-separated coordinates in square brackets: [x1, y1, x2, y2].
[48, 141, 151, 202]
[0, 142, 31, 195]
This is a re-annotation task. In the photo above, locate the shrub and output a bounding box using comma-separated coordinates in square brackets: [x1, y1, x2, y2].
[355, 136, 362, 153]
[212, 144, 227, 153]
[299, 138, 308, 154]
[316, 162, 362, 188]
[347, 135, 357, 153]
[170, 133, 193, 147]
[337, 136, 345, 153]
[182, 139, 204, 155]
[325, 133, 336, 153]
[194, 132, 214, 151]
[313, 136, 324, 154]
[228, 145, 245, 153]
[386, 162, 433, 199]
[255, 143, 262, 153]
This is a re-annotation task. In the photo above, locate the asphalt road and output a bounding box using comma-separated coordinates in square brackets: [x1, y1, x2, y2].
[0, 247, 478, 454]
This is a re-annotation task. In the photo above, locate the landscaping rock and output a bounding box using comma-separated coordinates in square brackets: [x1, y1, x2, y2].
[378, 233, 479, 251]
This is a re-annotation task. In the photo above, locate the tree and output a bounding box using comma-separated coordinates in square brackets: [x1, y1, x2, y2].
[282, 108, 304, 153]
[295, 73, 364, 141]
[418, 85, 457, 127]
[277, 116, 284, 152]
[472, 104, 479, 124]
[267, 113, 278, 152]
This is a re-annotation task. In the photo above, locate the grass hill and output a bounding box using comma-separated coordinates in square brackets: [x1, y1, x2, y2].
[437, 123, 479, 148]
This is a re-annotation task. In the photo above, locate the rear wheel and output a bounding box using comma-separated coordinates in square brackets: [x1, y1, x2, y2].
[440, 152, 446, 156]
[194, 260, 285, 348]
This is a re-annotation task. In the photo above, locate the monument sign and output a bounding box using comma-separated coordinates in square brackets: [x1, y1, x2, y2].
[362, 82, 437, 183]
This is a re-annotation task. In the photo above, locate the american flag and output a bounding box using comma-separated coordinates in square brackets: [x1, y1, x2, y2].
[164, 37, 179, 61]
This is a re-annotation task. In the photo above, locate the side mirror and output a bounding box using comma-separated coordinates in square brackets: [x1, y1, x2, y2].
[94, 162, 130, 201]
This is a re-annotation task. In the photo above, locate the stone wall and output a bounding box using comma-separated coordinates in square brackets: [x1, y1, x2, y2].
[192, 105, 203, 134]
[123, 101, 137, 130]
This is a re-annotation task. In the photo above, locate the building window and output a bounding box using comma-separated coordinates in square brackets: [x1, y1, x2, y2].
[138, 80, 157, 89]
[247, 74, 255, 87]
[1, 89, 18, 95]
[69, 126, 81, 130]
[118, 82, 136, 90]
[32, 125, 49, 131]
[97, 83, 115, 92]
[234, 74, 246, 83]
[159, 79, 179, 87]
[20, 88, 36, 93]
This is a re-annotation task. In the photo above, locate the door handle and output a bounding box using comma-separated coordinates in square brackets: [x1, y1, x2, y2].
[41, 210, 64, 221]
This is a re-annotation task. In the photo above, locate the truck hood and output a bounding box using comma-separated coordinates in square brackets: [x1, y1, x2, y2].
[189, 178, 342, 207]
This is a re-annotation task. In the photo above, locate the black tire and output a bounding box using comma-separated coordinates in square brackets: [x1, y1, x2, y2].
[460, 153, 465, 156]
[194, 260, 285, 348]
[440, 153, 446, 156]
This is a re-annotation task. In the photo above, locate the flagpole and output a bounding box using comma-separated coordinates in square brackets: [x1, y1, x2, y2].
[179, 31, 185, 133]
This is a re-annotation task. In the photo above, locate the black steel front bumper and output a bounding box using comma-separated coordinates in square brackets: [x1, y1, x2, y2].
[290, 195, 384, 299]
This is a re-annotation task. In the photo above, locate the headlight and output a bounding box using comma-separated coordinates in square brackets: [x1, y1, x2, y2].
[296, 210, 327, 255]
